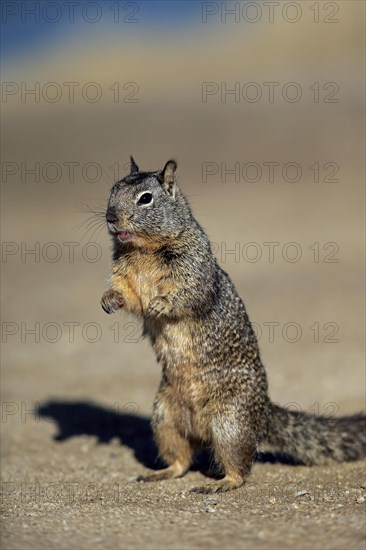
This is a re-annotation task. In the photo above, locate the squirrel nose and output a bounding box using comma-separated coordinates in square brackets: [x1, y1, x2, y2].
[106, 208, 118, 224]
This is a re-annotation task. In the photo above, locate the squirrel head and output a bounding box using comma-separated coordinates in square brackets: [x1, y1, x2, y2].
[106, 157, 191, 247]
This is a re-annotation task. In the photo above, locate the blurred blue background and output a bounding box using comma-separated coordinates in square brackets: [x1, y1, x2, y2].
[2, 1, 206, 62]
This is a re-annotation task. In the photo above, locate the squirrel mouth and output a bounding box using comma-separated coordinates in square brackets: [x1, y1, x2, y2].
[107, 222, 132, 242]
[117, 230, 131, 242]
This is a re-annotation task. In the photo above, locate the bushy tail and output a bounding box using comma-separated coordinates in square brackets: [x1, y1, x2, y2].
[266, 403, 366, 465]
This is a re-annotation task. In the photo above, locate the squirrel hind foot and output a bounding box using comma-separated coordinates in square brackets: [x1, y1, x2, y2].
[190, 475, 245, 494]
[136, 460, 189, 483]
[136, 470, 174, 483]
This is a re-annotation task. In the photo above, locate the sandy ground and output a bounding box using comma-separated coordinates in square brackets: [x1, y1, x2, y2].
[1, 169, 365, 549]
[2, 5, 366, 549]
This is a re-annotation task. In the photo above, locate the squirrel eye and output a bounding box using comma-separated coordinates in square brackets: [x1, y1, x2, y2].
[137, 192, 153, 205]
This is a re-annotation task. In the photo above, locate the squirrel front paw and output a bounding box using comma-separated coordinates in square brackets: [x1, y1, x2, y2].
[101, 289, 124, 314]
[146, 296, 171, 319]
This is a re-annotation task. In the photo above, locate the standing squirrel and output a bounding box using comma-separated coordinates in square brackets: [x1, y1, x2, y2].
[101, 157, 366, 493]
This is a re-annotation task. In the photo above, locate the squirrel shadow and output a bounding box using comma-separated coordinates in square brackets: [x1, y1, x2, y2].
[38, 400, 299, 473]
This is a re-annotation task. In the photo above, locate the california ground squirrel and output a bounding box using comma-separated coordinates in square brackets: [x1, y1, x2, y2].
[101, 157, 366, 493]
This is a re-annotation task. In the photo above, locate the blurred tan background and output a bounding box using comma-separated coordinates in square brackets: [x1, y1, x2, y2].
[1, 2, 365, 548]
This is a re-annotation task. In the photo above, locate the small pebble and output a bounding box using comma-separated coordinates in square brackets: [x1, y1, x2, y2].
[295, 490, 310, 497]
[356, 496, 365, 504]
[203, 498, 217, 506]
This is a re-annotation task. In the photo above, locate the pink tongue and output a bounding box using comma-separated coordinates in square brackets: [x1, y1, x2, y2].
[118, 231, 130, 241]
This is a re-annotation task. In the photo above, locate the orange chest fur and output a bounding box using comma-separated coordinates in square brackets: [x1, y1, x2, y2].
[112, 253, 172, 316]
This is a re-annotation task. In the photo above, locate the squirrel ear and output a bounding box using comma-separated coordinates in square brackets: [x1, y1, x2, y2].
[158, 160, 177, 197]
[130, 156, 139, 175]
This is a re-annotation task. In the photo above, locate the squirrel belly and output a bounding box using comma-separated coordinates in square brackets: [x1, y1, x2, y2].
[101, 157, 366, 493]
